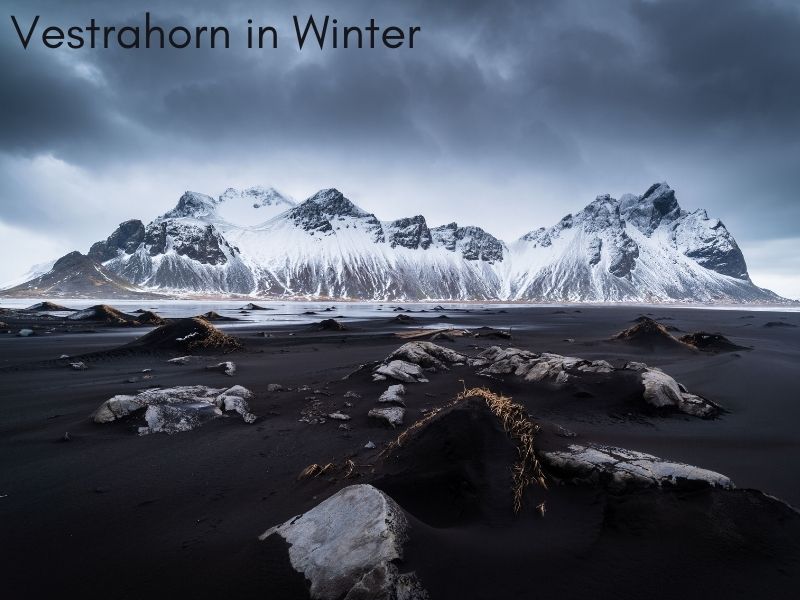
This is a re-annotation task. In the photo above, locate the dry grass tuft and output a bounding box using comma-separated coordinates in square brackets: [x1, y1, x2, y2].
[382, 385, 547, 515]
[187, 323, 243, 352]
[298, 460, 366, 481]
[457, 387, 547, 514]
[297, 462, 336, 480]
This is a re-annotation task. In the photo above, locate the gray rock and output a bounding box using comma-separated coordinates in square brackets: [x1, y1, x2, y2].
[328, 412, 352, 421]
[373, 360, 428, 383]
[93, 384, 256, 432]
[541, 444, 734, 491]
[266, 383, 284, 392]
[206, 361, 236, 376]
[259, 484, 427, 600]
[368, 406, 405, 428]
[385, 342, 467, 371]
[167, 356, 192, 365]
[69, 361, 88, 370]
[17, 329, 34, 337]
[379, 384, 407, 406]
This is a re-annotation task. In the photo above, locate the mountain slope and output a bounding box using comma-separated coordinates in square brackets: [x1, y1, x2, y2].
[0, 252, 162, 299]
[3, 182, 786, 303]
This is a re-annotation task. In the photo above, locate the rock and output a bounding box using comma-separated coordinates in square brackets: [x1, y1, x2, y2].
[93, 385, 256, 432]
[93, 395, 146, 423]
[385, 341, 467, 371]
[17, 329, 34, 337]
[470, 346, 611, 384]
[368, 406, 405, 428]
[372, 374, 387, 382]
[59, 354, 70, 359]
[541, 444, 734, 491]
[473, 347, 718, 418]
[343, 390, 362, 399]
[328, 412, 352, 421]
[374, 360, 429, 383]
[140, 402, 223, 435]
[167, 356, 192, 365]
[266, 383, 284, 392]
[379, 384, 407, 406]
[640, 367, 719, 417]
[259, 484, 426, 600]
[206, 361, 236, 376]
[365, 441, 376, 449]
[69, 362, 88, 370]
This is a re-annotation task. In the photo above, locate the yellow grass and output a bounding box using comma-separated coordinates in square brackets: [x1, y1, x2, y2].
[382, 385, 547, 515]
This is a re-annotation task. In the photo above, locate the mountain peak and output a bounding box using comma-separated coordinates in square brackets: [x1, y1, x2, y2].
[161, 191, 217, 220]
[619, 182, 681, 234]
[305, 188, 367, 217]
[219, 186, 294, 209]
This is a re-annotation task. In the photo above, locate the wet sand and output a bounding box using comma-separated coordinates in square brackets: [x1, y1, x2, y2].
[1, 304, 799, 598]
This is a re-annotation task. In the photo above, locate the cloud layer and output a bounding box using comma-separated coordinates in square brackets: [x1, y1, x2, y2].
[1, 0, 799, 296]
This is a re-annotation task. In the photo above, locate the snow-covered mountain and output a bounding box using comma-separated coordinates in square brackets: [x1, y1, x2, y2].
[4, 183, 785, 302]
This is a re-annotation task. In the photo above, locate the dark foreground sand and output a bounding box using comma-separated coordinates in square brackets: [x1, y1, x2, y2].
[1, 304, 799, 599]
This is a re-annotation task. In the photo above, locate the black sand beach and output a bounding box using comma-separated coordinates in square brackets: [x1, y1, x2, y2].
[1, 304, 799, 599]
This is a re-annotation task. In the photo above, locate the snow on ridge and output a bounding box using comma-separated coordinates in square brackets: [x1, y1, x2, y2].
[13, 182, 783, 302]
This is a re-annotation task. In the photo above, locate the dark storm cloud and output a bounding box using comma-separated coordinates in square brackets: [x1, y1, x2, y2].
[1, 0, 800, 243]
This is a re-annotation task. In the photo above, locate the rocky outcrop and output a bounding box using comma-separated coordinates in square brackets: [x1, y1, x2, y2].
[88, 219, 146, 262]
[93, 384, 256, 433]
[259, 484, 427, 600]
[541, 444, 734, 491]
[471, 346, 719, 418]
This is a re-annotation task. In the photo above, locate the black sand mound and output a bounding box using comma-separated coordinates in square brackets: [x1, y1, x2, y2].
[764, 321, 798, 328]
[133, 310, 165, 326]
[67, 304, 142, 325]
[471, 326, 512, 339]
[392, 314, 416, 323]
[375, 390, 546, 526]
[679, 332, 748, 352]
[125, 317, 243, 351]
[240, 303, 272, 311]
[196, 310, 239, 322]
[25, 301, 74, 311]
[612, 317, 692, 350]
[375, 398, 522, 526]
[310, 318, 347, 331]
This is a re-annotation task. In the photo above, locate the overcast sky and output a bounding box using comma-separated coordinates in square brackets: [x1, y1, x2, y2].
[1, 0, 799, 297]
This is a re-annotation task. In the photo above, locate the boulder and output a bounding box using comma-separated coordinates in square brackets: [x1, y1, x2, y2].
[93, 384, 256, 433]
[206, 361, 236, 376]
[385, 341, 467, 371]
[373, 360, 428, 383]
[541, 444, 734, 491]
[259, 484, 427, 600]
[379, 384, 406, 406]
[369, 406, 405, 428]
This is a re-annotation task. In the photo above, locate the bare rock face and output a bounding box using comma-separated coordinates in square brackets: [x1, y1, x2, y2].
[259, 484, 427, 600]
[373, 360, 428, 383]
[541, 444, 734, 491]
[383, 342, 468, 372]
[379, 384, 406, 406]
[92, 385, 256, 433]
[630, 363, 720, 417]
[470, 346, 613, 384]
[369, 406, 406, 428]
[472, 346, 719, 418]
